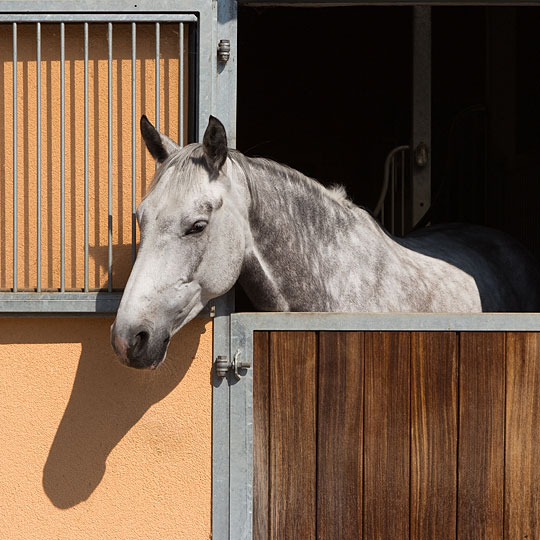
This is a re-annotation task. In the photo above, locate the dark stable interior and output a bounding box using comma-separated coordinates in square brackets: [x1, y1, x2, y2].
[236, 6, 540, 310]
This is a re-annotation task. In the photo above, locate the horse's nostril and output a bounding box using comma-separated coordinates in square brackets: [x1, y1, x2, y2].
[132, 330, 150, 356]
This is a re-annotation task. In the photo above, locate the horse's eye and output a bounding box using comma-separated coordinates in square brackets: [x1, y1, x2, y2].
[186, 221, 207, 235]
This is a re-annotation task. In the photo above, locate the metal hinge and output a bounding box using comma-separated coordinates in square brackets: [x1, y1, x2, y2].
[215, 351, 250, 379]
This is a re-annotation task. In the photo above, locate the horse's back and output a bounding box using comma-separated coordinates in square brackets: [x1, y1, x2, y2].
[400, 223, 540, 312]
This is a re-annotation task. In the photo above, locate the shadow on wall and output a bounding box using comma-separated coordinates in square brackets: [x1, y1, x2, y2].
[0, 317, 206, 509]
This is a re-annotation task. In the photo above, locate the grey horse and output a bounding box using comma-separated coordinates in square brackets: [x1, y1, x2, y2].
[111, 115, 540, 368]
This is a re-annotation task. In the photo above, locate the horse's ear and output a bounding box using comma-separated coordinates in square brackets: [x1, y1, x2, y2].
[202, 116, 228, 176]
[140, 115, 180, 163]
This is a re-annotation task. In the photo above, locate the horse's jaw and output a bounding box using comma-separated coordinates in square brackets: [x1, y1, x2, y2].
[170, 291, 207, 337]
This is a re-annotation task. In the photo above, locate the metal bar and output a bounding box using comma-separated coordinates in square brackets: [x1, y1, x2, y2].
[391, 155, 395, 234]
[155, 22, 160, 132]
[401, 149, 405, 236]
[132, 22, 137, 265]
[411, 6, 432, 228]
[179, 22, 184, 146]
[108, 22, 113, 292]
[232, 312, 540, 334]
[0, 294, 213, 315]
[84, 22, 89, 292]
[36, 22, 42, 292]
[0, 293, 212, 315]
[60, 22, 65, 291]
[212, 290, 235, 540]
[229, 325, 253, 540]
[374, 145, 409, 217]
[0, 14, 198, 23]
[12, 23, 17, 293]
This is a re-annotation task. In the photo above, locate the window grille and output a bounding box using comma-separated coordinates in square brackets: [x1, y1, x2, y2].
[0, 13, 196, 312]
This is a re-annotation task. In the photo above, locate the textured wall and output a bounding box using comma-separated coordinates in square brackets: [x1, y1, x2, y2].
[0, 317, 212, 540]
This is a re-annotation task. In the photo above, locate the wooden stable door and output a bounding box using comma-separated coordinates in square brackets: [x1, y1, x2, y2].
[253, 331, 540, 540]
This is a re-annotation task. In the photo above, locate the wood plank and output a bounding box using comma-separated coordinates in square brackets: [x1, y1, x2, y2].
[363, 331, 411, 540]
[269, 331, 317, 540]
[458, 332, 505, 540]
[253, 331, 270, 540]
[505, 332, 540, 539]
[411, 332, 458, 540]
[317, 332, 364, 540]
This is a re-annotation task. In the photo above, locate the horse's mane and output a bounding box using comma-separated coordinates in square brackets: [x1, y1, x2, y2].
[146, 144, 369, 218]
[228, 149, 359, 214]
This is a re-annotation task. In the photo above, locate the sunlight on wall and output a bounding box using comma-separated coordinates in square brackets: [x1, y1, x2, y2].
[0, 317, 212, 540]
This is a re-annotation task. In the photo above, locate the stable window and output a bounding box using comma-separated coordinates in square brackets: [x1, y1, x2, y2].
[0, 8, 199, 313]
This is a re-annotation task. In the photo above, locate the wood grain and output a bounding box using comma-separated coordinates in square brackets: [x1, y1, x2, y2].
[317, 332, 364, 540]
[364, 331, 411, 540]
[458, 332, 505, 540]
[505, 332, 540, 539]
[253, 331, 270, 540]
[411, 332, 458, 540]
[269, 331, 317, 540]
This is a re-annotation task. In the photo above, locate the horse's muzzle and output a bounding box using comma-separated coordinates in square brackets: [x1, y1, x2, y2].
[110, 321, 170, 369]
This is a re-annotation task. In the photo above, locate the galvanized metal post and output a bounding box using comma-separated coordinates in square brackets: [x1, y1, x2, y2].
[131, 22, 137, 265]
[155, 22, 160, 132]
[84, 22, 89, 292]
[36, 22, 42, 292]
[12, 23, 18, 292]
[60, 22, 65, 292]
[212, 0, 239, 536]
[179, 22, 184, 147]
[108, 22, 113, 292]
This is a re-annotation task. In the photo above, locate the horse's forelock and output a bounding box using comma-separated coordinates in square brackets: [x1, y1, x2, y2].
[143, 144, 209, 202]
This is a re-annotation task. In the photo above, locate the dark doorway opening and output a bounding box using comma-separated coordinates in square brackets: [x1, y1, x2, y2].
[236, 5, 540, 309]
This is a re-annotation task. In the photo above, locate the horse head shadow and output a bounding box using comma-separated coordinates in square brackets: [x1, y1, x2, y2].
[42, 317, 207, 509]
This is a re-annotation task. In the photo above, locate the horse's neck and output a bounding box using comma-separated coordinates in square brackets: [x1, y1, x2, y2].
[237, 161, 394, 311]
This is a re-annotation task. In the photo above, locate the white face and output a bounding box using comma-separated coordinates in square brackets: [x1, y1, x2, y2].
[111, 131, 247, 369]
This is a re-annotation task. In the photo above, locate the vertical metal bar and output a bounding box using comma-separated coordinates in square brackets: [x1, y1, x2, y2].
[60, 22, 65, 291]
[36, 23, 42, 292]
[131, 22, 137, 265]
[84, 22, 89, 292]
[391, 156, 395, 235]
[411, 6, 431, 229]
[401, 150, 405, 236]
[108, 22, 113, 292]
[12, 23, 17, 292]
[179, 23, 184, 146]
[212, 290, 235, 540]
[155, 22, 160, 132]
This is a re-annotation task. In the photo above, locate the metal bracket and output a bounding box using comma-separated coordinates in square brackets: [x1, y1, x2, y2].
[217, 39, 230, 63]
[414, 142, 429, 168]
[215, 350, 250, 379]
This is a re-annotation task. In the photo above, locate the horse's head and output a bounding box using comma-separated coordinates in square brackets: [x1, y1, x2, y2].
[111, 116, 247, 369]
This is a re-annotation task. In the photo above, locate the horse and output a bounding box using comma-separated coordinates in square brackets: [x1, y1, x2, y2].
[111, 115, 540, 369]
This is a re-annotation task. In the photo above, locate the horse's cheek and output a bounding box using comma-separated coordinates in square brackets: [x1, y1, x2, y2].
[197, 229, 244, 297]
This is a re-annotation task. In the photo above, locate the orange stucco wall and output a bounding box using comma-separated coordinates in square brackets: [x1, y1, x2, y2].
[0, 317, 212, 540]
